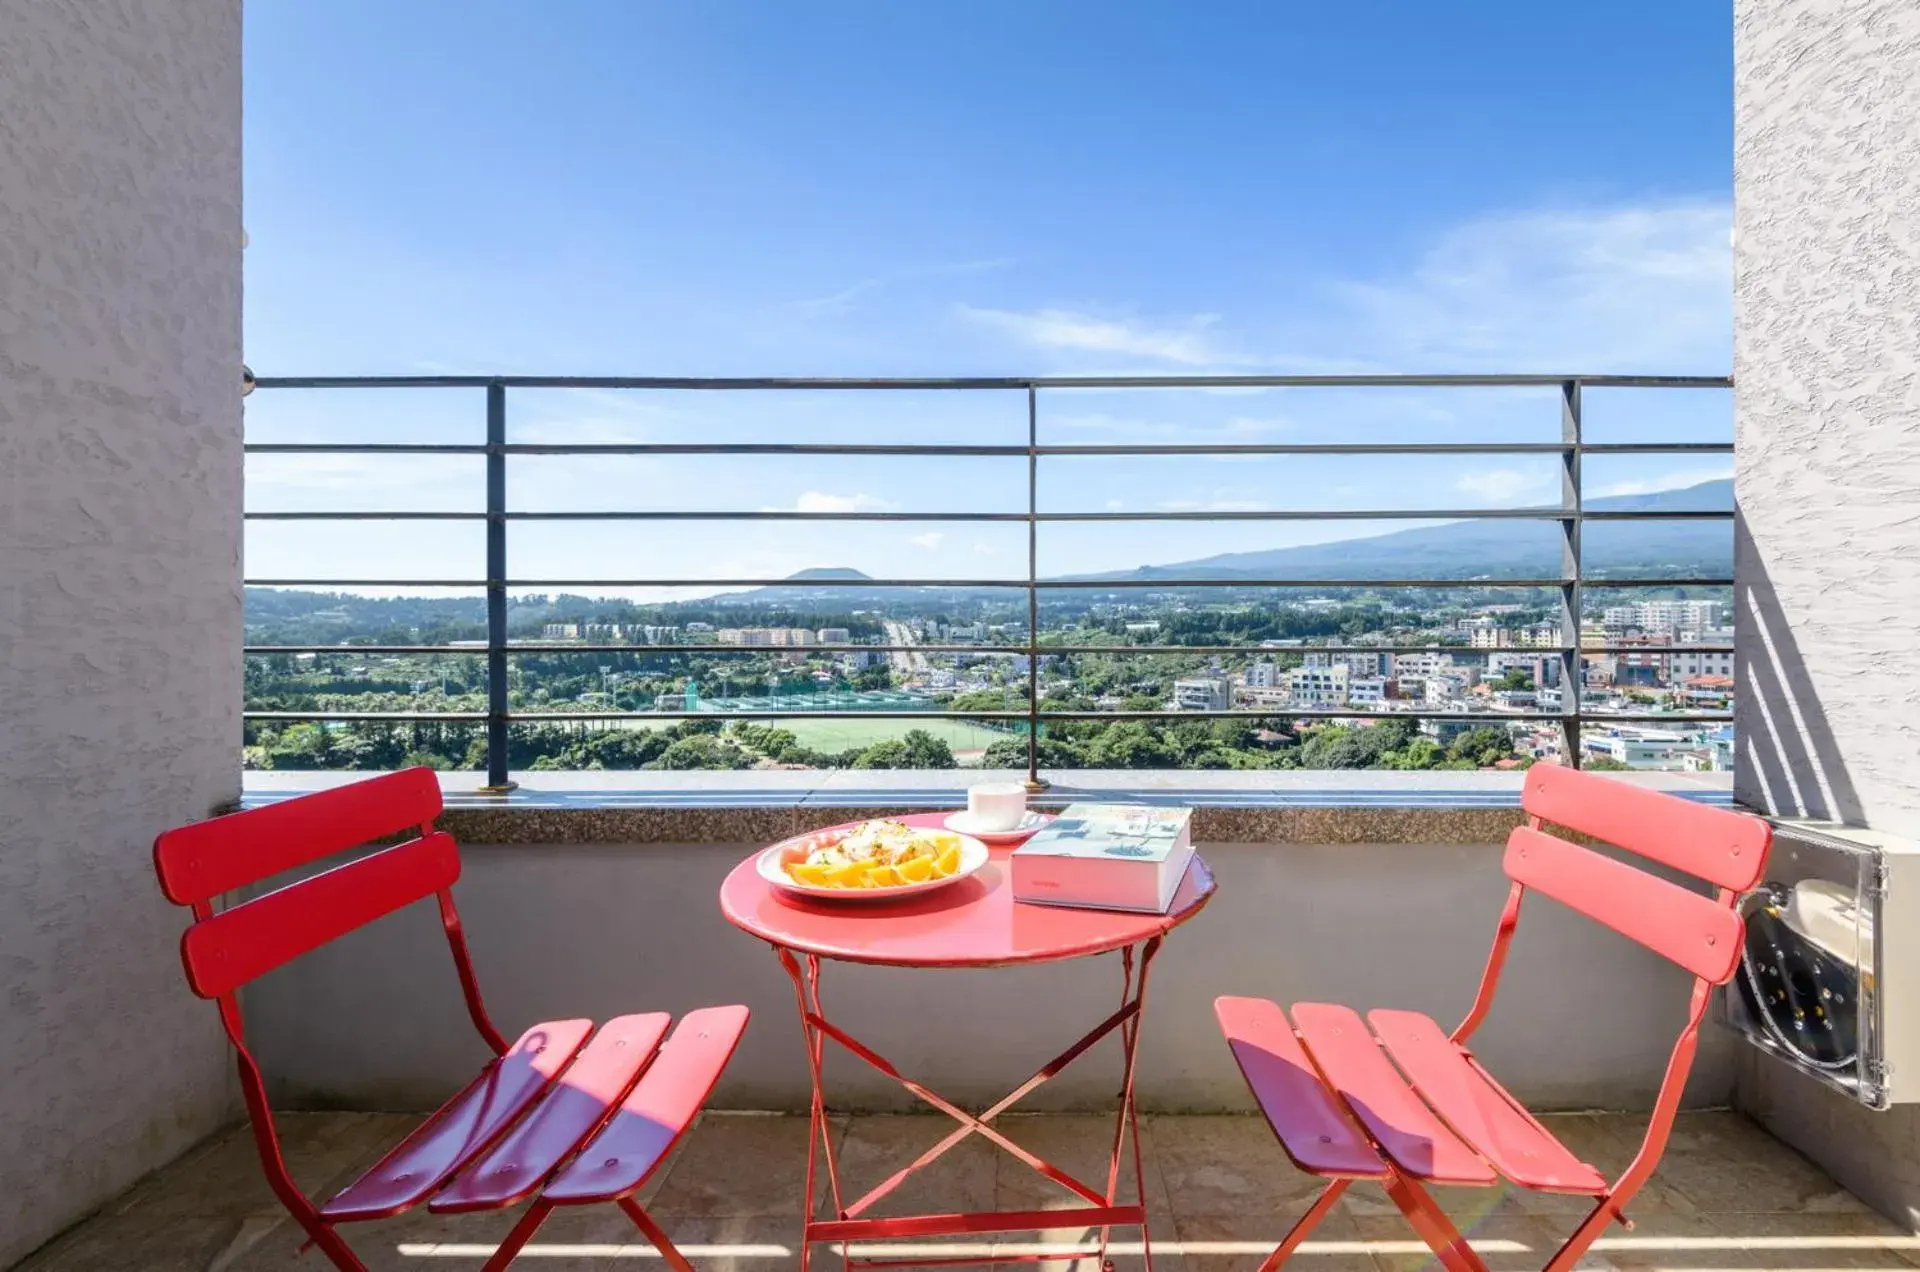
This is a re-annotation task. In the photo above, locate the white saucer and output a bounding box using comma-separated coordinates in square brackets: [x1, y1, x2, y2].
[943, 809, 1050, 842]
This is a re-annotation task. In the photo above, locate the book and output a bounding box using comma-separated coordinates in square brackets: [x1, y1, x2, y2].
[1011, 803, 1196, 914]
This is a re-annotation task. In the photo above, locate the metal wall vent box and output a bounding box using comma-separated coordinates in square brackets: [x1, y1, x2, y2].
[1719, 819, 1919, 1109]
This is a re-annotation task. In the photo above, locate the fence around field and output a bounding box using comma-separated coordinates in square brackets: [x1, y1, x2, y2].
[242, 374, 1736, 787]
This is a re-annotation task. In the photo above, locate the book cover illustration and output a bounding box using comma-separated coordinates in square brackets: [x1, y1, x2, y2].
[1017, 804, 1190, 861]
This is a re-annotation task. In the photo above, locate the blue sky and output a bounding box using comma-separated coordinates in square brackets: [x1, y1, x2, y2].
[242, 1, 1734, 596]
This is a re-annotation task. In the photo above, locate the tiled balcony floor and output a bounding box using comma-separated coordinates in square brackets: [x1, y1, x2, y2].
[19, 1111, 1915, 1272]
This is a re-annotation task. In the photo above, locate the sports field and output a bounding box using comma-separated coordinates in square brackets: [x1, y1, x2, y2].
[769, 716, 1007, 756]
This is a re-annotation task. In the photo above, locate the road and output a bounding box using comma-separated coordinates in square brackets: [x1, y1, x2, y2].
[882, 619, 931, 683]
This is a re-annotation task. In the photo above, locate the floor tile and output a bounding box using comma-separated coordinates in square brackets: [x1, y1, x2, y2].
[993, 1113, 1175, 1223]
[826, 1113, 999, 1218]
[1148, 1115, 1332, 1219]
[648, 1113, 847, 1218]
[108, 1112, 416, 1220]
[1173, 1209, 1376, 1272]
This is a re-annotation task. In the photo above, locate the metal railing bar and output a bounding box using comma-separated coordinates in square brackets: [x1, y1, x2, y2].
[1579, 510, 1733, 521]
[1580, 577, 1734, 587]
[254, 373, 1734, 391]
[243, 708, 1735, 724]
[501, 442, 1029, 457]
[239, 641, 1741, 658]
[246, 443, 489, 454]
[241, 506, 1737, 523]
[238, 439, 1737, 459]
[245, 511, 486, 521]
[246, 578, 488, 587]
[1577, 443, 1734, 454]
[245, 711, 490, 722]
[243, 575, 1734, 590]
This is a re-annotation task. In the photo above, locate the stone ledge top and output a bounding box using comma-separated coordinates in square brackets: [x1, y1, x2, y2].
[238, 769, 1734, 846]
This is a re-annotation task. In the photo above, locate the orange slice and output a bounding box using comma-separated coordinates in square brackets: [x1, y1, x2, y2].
[787, 861, 835, 887]
[866, 864, 901, 888]
[896, 856, 934, 884]
[933, 845, 962, 878]
[823, 860, 869, 888]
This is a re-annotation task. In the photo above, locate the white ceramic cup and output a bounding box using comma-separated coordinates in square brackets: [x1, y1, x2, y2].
[966, 782, 1029, 832]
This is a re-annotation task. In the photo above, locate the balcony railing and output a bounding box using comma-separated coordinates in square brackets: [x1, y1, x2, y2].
[243, 373, 1735, 788]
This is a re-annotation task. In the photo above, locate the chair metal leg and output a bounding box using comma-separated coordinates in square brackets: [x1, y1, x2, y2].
[1255, 1178, 1351, 1272]
[1382, 1173, 1489, 1272]
[622, 1196, 699, 1272]
[481, 1199, 554, 1272]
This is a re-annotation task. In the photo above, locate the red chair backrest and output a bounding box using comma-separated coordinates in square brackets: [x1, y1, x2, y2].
[154, 768, 456, 999]
[1507, 764, 1770, 985]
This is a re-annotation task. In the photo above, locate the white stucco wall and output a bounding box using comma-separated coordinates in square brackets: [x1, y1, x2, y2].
[1733, 0, 1920, 835]
[241, 839, 1741, 1118]
[0, 1, 244, 1263]
[1732, 0, 1920, 1230]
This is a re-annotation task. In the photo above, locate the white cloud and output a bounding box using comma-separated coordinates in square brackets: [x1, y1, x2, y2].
[788, 491, 899, 513]
[1331, 199, 1731, 372]
[1455, 468, 1556, 502]
[957, 305, 1244, 366]
[909, 532, 946, 550]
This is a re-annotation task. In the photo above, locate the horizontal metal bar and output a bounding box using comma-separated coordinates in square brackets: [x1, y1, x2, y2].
[238, 438, 1736, 458]
[1038, 577, 1574, 589]
[245, 511, 485, 521]
[1580, 510, 1733, 521]
[240, 641, 1738, 658]
[243, 707, 1735, 725]
[502, 510, 1032, 522]
[243, 711, 489, 722]
[503, 442, 1028, 457]
[1577, 443, 1734, 454]
[243, 575, 1731, 591]
[508, 710, 1034, 721]
[1580, 577, 1734, 588]
[246, 579, 487, 587]
[241, 506, 1734, 524]
[252, 373, 1733, 390]
[245, 443, 488, 454]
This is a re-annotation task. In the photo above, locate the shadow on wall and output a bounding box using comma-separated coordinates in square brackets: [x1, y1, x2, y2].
[1735, 509, 1863, 824]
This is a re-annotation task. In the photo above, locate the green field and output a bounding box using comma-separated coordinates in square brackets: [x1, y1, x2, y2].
[769, 716, 1009, 756]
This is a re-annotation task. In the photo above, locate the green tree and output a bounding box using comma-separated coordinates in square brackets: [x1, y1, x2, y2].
[851, 739, 913, 769]
[1496, 668, 1534, 691]
[1446, 727, 1516, 769]
[651, 734, 749, 770]
[1085, 721, 1176, 769]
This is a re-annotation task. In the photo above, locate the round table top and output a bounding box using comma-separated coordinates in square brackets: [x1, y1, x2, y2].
[719, 811, 1215, 968]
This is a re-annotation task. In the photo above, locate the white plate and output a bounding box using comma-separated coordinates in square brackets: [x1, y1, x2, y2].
[758, 829, 991, 903]
[943, 809, 1052, 842]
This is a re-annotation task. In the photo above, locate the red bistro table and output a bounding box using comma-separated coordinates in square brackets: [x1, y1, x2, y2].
[720, 812, 1215, 1272]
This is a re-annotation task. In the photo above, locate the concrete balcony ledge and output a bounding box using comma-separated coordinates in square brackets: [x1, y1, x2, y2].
[239, 768, 1736, 846]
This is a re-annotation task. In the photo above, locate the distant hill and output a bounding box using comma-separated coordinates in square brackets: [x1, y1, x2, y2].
[246, 480, 1731, 624]
[1066, 479, 1732, 585]
[717, 479, 1732, 603]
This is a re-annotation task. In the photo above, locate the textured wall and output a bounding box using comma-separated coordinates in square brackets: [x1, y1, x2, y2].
[1732, 0, 1920, 1231]
[0, 1, 244, 1263]
[241, 839, 1740, 1116]
[1733, 0, 1920, 833]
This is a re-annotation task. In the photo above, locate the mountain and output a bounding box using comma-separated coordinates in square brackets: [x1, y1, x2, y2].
[717, 480, 1731, 603]
[1064, 479, 1732, 586]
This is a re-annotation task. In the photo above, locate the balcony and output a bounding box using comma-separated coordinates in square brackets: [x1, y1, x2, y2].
[10, 3, 1920, 1270]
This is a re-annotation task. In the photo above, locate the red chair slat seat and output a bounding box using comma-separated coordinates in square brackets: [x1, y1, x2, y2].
[154, 769, 749, 1271]
[1215, 766, 1772, 1272]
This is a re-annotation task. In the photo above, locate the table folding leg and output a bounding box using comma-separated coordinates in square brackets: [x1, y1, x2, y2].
[773, 938, 1164, 1272]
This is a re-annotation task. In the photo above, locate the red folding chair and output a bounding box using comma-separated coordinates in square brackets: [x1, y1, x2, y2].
[1215, 764, 1772, 1272]
[153, 767, 749, 1271]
